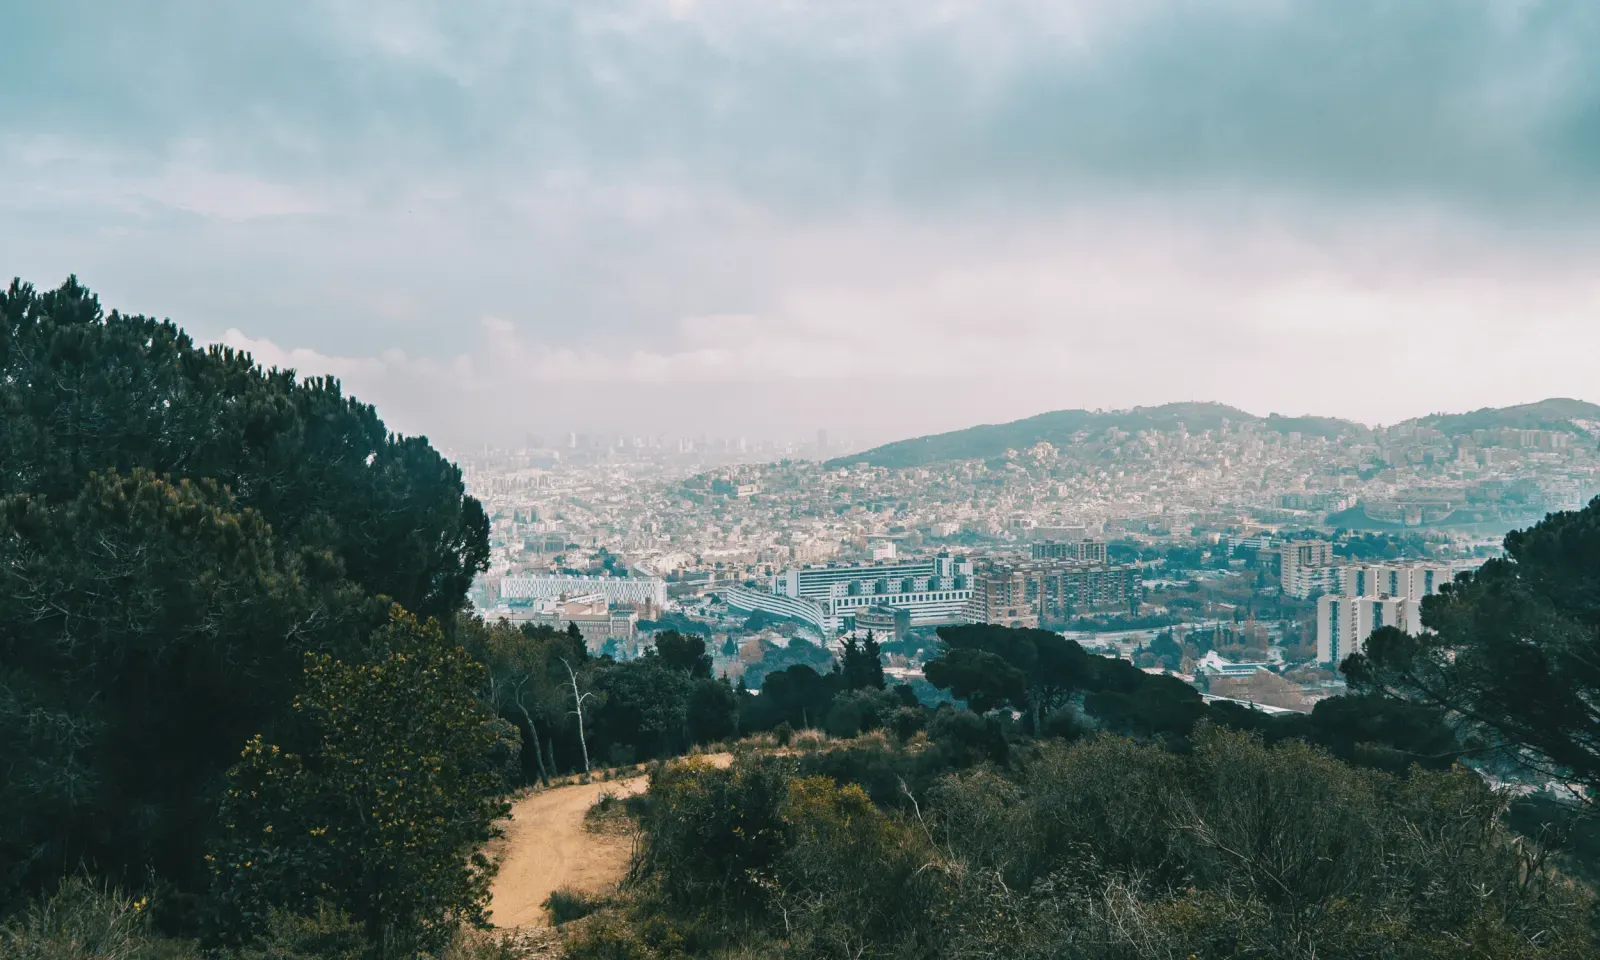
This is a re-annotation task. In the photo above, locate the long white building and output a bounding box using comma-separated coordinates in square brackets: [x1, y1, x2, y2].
[499, 574, 667, 611]
[727, 554, 977, 634]
[772, 553, 975, 631]
[723, 585, 829, 634]
[1288, 559, 1464, 602]
[1334, 563, 1457, 601]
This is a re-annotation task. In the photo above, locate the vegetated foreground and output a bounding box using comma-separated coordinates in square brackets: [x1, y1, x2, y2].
[489, 756, 733, 929]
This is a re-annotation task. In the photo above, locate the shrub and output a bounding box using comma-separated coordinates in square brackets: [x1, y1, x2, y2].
[823, 688, 902, 738]
[544, 887, 604, 925]
[772, 722, 794, 748]
[926, 706, 1010, 767]
[634, 756, 793, 914]
[561, 911, 662, 960]
[227, 905, 363, 960]
[887, 706, 926, 742]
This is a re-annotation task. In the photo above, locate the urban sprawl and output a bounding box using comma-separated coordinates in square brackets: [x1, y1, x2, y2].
[462, 404, 1600, 713]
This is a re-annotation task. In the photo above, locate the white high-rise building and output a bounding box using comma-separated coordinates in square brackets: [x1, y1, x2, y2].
[1333, 563, 1457, 601]
[1317, 595, 1419, 665]
[1313, 562, 1469, 664]
[1279, 540, 1336, 598]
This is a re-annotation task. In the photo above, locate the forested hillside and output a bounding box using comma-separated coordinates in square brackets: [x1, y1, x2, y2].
[834, 398, 1600, 470]
[834, 403, 1365, 468]
[1402, 398, 1600, 436]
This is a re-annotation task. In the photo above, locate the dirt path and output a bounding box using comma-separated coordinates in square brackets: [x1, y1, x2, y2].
[488, 755, 732, 929]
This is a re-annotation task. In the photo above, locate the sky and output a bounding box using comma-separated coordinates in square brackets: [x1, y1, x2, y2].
[3, 0, 1599, 449]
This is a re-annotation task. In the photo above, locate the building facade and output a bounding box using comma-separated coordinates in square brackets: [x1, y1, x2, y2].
[1029, 538, 1109, 564]
[1278, 540, 1336, 598]
[966, 558, 1139, 628]
[1333, 563, 1457, 601]
[1316, 595, 1419, 665]
[769, 553, 975, 631]
[495, 593, 639, 650]
[852, 603, 912, 641]
[499, 574, 667, 613]
[723, 584, 829, 633]
[1313, 562, 1468, 663]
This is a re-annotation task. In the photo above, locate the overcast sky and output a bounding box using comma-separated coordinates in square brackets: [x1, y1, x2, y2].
[4, 1, 1599, 449]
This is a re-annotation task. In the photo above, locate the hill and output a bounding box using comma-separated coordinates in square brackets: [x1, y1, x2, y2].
[833, 398, 1600, 469]
[1404, 398, 1600, 436]
[832, 402, 1364, 469]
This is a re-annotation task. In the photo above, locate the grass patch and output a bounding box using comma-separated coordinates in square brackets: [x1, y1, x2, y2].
[0, 877, 178, 960]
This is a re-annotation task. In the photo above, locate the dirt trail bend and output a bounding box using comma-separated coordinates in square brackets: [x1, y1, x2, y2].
[488, 755, 732, 929]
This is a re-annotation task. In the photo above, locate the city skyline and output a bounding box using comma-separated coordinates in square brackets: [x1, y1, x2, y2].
[6, 2, 1600, 447]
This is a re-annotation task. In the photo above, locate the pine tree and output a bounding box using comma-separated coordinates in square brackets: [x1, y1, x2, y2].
[839, 632, 886, 690]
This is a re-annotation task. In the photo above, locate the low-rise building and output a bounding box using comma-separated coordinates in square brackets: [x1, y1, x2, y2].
[851, 603, 912, 641]
[495, 592, 639, 649]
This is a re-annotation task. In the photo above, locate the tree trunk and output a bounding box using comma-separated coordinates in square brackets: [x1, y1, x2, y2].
[517, 702, 550, 785]
[561, 657, 592, 773]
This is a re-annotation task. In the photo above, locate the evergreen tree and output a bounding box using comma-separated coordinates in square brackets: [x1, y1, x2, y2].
[1349, 495, 1600, 798]
[839, 632, 886, 690]
[0, 277, 490, 904]
[653, 630, 713, 679]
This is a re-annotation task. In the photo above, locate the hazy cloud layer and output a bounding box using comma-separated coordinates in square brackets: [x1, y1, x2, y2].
[4, 1, 1598, 446]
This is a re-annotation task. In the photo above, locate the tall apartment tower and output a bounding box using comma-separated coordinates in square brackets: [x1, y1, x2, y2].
[1317, 595, 1419, 665]
[966, 557, 1138, 627]
[1279, 540, 1336, 598]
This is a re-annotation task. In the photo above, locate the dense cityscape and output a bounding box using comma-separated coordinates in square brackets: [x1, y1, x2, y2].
[460, 399, 1600, 713]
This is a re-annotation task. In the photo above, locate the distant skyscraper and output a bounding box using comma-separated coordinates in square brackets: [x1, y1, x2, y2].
[816, 428, 829, 456]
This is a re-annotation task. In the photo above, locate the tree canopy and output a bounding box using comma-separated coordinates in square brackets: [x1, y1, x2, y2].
[210, 609, 507, 958]
[0, 277, 491, 923]
[1349, 495, 1600, 800]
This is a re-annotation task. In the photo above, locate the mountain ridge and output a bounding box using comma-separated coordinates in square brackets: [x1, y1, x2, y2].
[831, 398, 1598, 469]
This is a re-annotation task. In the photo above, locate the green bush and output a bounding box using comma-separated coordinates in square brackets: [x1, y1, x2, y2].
[226, 906, 363, 960]
[544, 887, 604, 925]
[823, 688, 903, 738]
[634, 757, 793, 914]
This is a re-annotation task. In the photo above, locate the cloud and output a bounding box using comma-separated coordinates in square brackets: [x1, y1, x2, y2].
[4, 1, 1599, 447]
[212, 204, 1600, 446]
[5, 1, 1598, 211]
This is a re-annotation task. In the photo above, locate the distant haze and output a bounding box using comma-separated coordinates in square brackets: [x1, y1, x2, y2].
[4, 2, 1599, 447]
